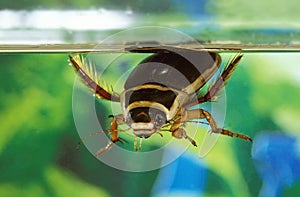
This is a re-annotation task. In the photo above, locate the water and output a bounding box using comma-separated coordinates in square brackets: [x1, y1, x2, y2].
[1, 44, 300, 196]
[2, 4, 300, 197]
[1, 3, 300, 197]
[1, 43, 300, 53]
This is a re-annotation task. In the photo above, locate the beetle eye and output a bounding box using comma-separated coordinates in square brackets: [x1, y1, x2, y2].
[155, 113, 166, 127]
[125, 115, 132, 125]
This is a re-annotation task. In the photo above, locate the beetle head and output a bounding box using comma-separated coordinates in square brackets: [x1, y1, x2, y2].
[126, 107, 167, 138]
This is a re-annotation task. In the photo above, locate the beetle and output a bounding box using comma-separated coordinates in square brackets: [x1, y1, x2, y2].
[69, 46, 252, 156]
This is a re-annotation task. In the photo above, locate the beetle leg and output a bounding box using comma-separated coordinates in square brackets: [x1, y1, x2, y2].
[170, 112, 197, 146]
[171, 128, 197, 147]
[186, 109, 252, 141]
[198, 54, 243, 104]
[95, 114, 126, 156]
[69, 55, 120, 102]
[96, 141, 114, 156]
[183, 54, 243, 108]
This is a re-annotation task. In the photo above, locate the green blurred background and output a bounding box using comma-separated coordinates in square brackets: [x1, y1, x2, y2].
[1, 0, 300, 197]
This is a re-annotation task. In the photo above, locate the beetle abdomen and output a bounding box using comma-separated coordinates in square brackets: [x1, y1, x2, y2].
[124, 50, 220, 93]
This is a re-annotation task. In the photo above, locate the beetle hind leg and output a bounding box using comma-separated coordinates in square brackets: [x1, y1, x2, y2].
[218, 128, 252, 142]
[69, 55, 120, 101]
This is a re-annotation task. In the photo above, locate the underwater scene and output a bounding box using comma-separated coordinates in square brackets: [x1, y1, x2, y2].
[1, 0, 300, 197]
[1, 51, 300, 197]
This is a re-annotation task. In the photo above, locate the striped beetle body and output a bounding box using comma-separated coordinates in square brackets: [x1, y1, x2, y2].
[70, 46, 252, 156]
[121, 49, 219, 139]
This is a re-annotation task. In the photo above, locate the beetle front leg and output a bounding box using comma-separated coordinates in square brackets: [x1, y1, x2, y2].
[95, 114, 126, 156]
[186, 109, 252, 142]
